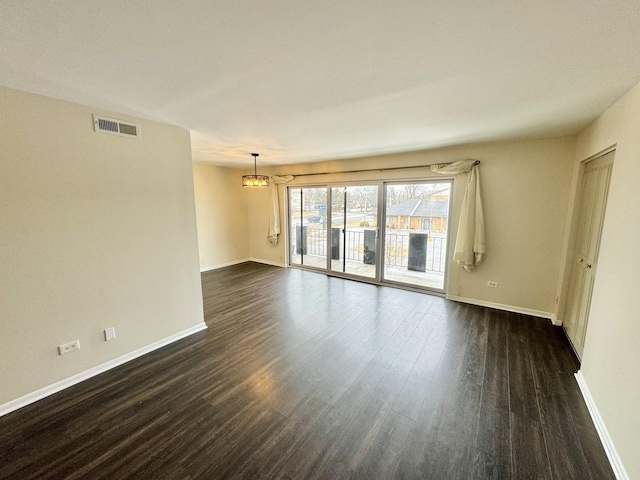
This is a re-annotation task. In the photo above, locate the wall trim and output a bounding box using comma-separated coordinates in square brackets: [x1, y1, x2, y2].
[575, 371, 629, 480]
[0, 322, 208, 418]
[200, 258, 250, 272]
[446, 294, 558, 324]
[249, 257, 286, 268]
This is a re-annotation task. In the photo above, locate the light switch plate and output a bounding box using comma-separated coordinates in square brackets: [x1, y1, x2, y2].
[104, 327, 116, 341]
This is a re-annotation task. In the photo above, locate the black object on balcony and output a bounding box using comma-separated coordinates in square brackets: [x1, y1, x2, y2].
[296, 225, 307, 255]
[363, 230, 376, 265]
[331, 228, 341, 260]
[408, 233, 428, 272]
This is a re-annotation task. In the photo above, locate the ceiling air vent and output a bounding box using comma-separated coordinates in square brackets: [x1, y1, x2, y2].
[93, 115, 141, 139]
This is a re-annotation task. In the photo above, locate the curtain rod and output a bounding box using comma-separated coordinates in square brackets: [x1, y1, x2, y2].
[285, 160, 480, 177]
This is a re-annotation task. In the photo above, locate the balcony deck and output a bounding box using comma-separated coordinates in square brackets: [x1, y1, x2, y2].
[290, 254, 445, 290]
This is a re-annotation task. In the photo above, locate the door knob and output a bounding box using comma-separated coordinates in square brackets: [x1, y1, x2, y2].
[578, 258, 584, 263]
[586, 263, 592, 269]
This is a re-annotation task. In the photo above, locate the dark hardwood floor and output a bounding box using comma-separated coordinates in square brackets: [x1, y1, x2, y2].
[0, 262, 614, 479]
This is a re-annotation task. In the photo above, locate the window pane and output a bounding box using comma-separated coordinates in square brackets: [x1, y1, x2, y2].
[382, 182, 451, 290]
[289, 187, 326, 268]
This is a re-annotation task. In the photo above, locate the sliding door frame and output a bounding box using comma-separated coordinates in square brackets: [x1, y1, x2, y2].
[286, 176, 455, 295]
[327, 184, 383, 282]
[287, 184, 330, 274]
[379, 178, 455, 294]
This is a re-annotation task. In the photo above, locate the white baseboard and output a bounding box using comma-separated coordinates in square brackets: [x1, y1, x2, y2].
[575, 371, 629, 480]
[446, 294, 557, 323]
[201, 258, 286, 271]
[200, 258, 250, 272]
[249, 257, 286, 268]
[0, 322, 208, 418]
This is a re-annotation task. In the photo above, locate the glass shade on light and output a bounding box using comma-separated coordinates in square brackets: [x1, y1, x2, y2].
[242, 174, 270, 187]
[242, 152, 270, 187]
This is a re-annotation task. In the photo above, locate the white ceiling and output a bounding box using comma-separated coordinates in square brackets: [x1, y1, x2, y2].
[2, 1, 640, 167]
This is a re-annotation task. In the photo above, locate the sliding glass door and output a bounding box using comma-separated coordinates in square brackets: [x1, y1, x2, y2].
[289, 187, 327, 269]
[381, 181, 452, 291]
[289, 184, 379, 280]
[330, 186, 378, 279]
[288, 180, 451, 293]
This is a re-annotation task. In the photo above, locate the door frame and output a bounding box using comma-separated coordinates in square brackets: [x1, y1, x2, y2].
[380, 179, 454, 294]
[327, 184, 382, 282]
[286, 184, 330, 274]
[286, 177, 455, 295]
[287, 181, 383, 283]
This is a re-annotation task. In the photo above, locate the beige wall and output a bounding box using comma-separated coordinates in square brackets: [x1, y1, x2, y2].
[0, 87, 204, 406]
[193, 163, 250, 270]
[247, 136, 576, 315]
[570, 82, 640, 479]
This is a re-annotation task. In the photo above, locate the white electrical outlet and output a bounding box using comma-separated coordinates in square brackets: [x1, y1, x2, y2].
[487, 281, 498, 288]
[104, 327, 116, 341]
[58, 340, 80, 355]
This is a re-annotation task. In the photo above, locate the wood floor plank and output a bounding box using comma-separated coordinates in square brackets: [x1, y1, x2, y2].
[431, 304, 476, 388]
[231, 396, 331, 479]
[390, 342, 444, 420]
[357, 409, 415, 479]
[313, 332, 387, 405]
[510, 412, 553, 480]
[0, 263, 615, 480]
[394, 380, 449, 479]
[537, 391, 594, 480]
[471, 449, 511, 480]
[562, 374, 617, 479]
[476, 309, 511, 462]
[507, 315, 542, 421]
[279, 362, 388, 479]
[308, 356, 414, 479]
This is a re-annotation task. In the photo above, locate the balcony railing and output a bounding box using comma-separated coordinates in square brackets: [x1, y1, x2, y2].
[292, 228, 447, 273]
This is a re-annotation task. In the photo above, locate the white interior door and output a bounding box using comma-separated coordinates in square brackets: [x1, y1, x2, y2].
[564, 151, 614, 358]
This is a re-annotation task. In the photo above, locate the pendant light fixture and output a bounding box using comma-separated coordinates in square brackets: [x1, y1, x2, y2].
[242, 153, 270, 187]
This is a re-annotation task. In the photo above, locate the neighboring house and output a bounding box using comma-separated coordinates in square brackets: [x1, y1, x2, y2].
[386, 197, 449, 232]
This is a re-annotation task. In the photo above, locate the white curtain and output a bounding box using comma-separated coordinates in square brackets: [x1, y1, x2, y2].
[431, 160, 485, 271]
[267, 175, 295, 245]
